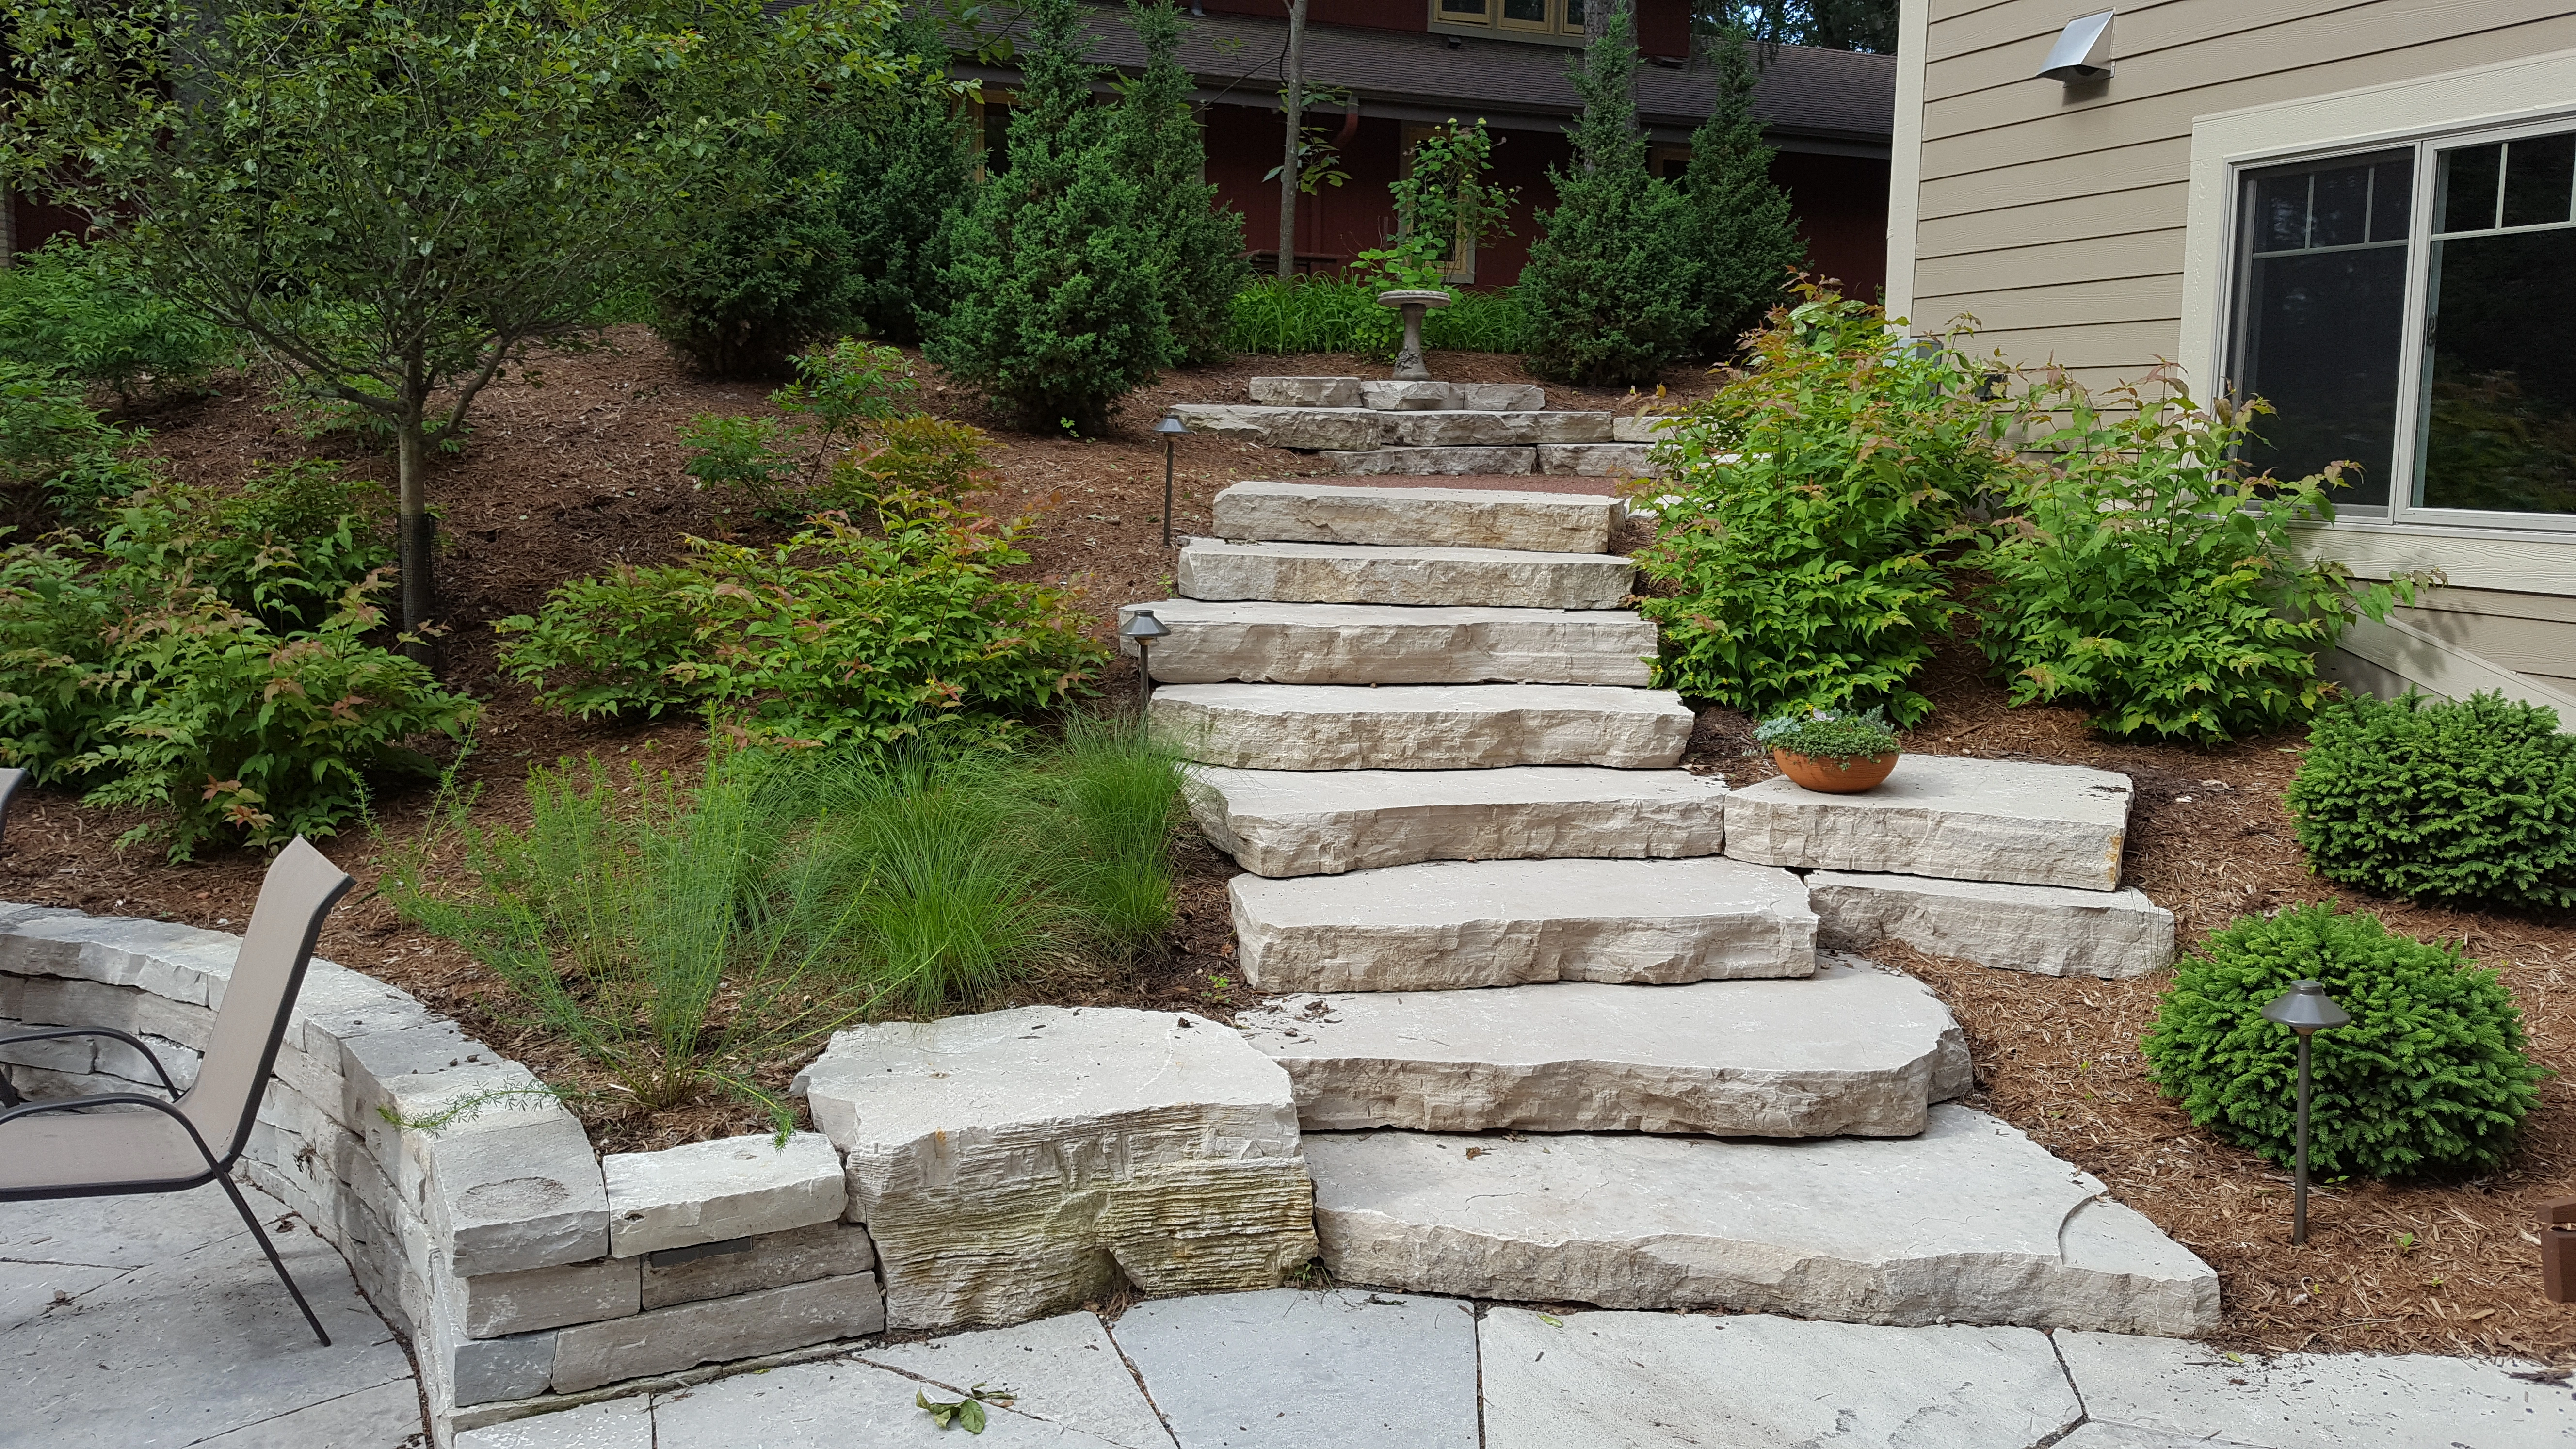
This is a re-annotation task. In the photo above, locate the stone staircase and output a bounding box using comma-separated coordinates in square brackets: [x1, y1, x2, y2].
[1173, 379, 1664, 478]
[1130, 473, 2220, 1337]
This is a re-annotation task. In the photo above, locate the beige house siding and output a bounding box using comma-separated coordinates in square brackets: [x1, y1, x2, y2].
[1886, 0, 2576, 714]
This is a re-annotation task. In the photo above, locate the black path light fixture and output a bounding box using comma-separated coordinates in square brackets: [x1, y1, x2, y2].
[1154, 414, 1190, 547]
[2261, 979, 2352, 1245]
[1120, 608, 1172, 720]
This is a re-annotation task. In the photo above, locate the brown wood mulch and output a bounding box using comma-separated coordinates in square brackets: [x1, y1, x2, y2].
[5, 334, 2570, 1361]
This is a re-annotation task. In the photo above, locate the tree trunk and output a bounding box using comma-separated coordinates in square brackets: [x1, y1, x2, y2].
[395, 402, 437, 667]
[1276, 0, 1308, 279]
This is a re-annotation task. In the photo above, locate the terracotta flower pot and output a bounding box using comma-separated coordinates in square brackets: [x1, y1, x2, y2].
[1772, 748, 1900, 794]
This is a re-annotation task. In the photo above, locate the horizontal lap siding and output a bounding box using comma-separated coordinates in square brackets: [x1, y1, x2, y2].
[1903, 0, 2576, 376]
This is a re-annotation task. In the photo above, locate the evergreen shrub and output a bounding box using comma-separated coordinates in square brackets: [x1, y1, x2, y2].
[1115, 1, 1244, 367]
[929, 0, 1170, 433]
[2286, 692, 2576, 910]
[2142, 902, 2545, 1178]
[1520, 8, 1696, 386]
[1674, 28, 1804, 358]
[0, 364, 157, 520]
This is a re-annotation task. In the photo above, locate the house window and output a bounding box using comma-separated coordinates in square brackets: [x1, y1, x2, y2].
[1429, 0, 1587, 41]
[2225, 119, 2576, 527]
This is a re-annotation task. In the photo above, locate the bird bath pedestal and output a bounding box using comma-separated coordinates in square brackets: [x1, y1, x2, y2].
[1377, 289, 1451, 382]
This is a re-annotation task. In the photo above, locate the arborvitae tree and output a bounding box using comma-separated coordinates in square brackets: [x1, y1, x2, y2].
[655, 15, 967, 372]
[928, 0, 1171, 433]
[1677, 25, 1807, 358]
[845, 13, 973, 346]
[1520, 5, 1698, 387]
[1115, 0, 1244, 367]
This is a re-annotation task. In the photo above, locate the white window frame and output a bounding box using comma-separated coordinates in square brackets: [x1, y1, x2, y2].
[2182, 46, 2576, 543]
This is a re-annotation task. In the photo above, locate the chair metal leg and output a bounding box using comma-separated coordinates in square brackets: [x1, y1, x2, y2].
[215, 1173, 332, 1347]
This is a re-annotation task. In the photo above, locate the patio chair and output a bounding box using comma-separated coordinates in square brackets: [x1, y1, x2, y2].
[0, 836, 354, 1346]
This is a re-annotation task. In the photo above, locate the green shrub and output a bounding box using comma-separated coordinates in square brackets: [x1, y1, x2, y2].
[1225, 276, 1397, 355]
[2142, 902, 2546, 1179]
[1752, 707, 1899, 761]
[0, 365, 158, 520]
[1520, 9, 1698, 387]
[1631, 288, 2013, 725]
[1971, 378, 2413, 744]
[1114, 1, 1244, 367]
[927, 0, 1170, 433]
[653, 113, 881, 377]
[2286, 692, 2576, 910]
[75, 577, 477, 859]
[0, 239, 224, 404]
[679, 340, 934, 519]
[842, 12, 975, 347]
[99, 463, 394, 632]
[497, 490, 1103, 742]
[1423, 288, 1532, 354]
[0, 462, 436, 854]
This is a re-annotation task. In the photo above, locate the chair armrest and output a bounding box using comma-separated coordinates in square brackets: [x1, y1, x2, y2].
[0, 1090, 228, 1178]
[0, 1025, 184, 1098]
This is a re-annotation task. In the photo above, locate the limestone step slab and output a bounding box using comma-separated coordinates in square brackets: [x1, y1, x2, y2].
[1117, 600, 1653, 686]
[1308, 1104, 2220, 1335]
[1325, 445, 1537, 476]
[1362, 379, 1546, 412]
[1210, 479, 1618, 552]
[1149, 683, 1696, 770]
[1243, 377, 1546, 412]
[1173, 405, 1609, 450]
[1237, 958, 1969, 1135]
[1727, 755, 2136, 891]
[1539, 441, 1660, 477]
[1809, 870, 2176, 979]
[1183, 764, 1725, 877]
[1176, 539, 1632, 610]
[1228, 856, 1816, 992]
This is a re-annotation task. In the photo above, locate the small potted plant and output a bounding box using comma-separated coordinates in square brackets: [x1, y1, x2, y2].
[1754, 707, 1903, 794]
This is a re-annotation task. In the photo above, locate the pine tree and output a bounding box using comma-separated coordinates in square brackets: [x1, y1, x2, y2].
[1677, 25, 1807, 359]
[846, 13, 974, 346]
[927, 0, 1172, 433]
[1520, 4, 1698, 387]
[1115, 0, 1245, 367]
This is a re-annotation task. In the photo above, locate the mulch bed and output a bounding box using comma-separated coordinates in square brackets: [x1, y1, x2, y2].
[5, 333, 2570, 1360]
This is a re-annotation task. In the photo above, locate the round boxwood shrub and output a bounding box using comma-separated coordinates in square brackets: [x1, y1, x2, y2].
[2141, 902, 2544, 1179]
[2286, 691, 2576, 909]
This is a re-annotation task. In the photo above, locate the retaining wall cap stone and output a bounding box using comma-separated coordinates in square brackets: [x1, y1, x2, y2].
[601, 1131, 847, 1258]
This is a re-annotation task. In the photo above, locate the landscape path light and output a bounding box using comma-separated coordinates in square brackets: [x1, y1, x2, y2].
[1155, 414, 1190, 547]
[2260, 979, 2351, 1246]
[1121, 609, 1172, 727]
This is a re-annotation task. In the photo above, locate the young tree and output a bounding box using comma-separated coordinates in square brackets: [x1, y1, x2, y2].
[1117, 0, 1245, 367]
[930, 0, 1171, 433]
[0, 0, 899, 654]
[1675, 25, 1807, 358]
[1276, 0, 1310, 278]
[1521, 5, 1699, 387]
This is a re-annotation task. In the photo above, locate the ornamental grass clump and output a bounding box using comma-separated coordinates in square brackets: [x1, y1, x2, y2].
[1752, 707, 1899, 761]
[2141, 902, 2545, 1180]
[2285, 691, 2576, 910]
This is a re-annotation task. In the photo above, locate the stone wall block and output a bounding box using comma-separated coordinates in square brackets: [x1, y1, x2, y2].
[1808, 872, 2176, 979]
[804, 1007, 1318, 1331]
[1725, 757, 2134, 891]
[602, 1131, 846, 1258]
[458, 1256, 642, 1338]
[638, 1221, 877, 1311]
[1249, 375, 1366, 408]
[547, 1273, 886, 1394]
[423, 1115, 611, 1277]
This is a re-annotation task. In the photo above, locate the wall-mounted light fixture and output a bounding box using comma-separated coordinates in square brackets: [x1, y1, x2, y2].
[2038, 10, 2115, 84]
